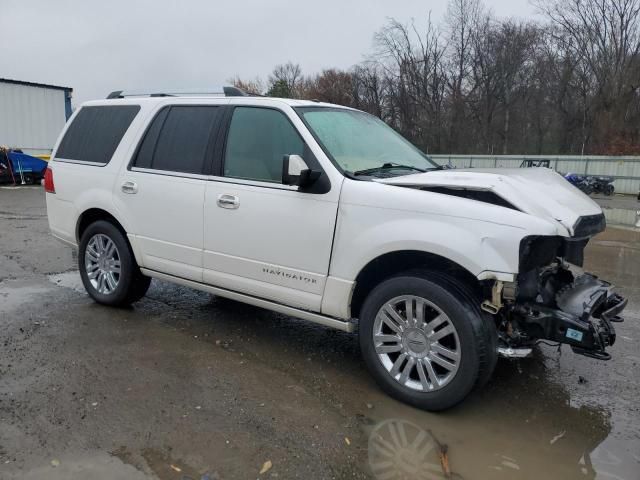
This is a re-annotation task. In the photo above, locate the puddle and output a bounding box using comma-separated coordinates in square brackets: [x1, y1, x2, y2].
[364, 413, 639, 480]
[0, 280, 53, 315]
[10, 451, 152, 480]
[602, 207, 640, 229]
[47, 271, 86, 294]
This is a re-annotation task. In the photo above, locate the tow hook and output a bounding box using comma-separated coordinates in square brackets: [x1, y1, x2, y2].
[481, 281, 504, 314]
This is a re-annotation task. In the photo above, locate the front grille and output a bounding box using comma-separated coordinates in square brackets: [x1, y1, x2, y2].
[573, 213, 606, 238]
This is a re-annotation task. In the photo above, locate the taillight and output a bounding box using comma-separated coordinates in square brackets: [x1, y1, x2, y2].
[44, 167, 55, 193]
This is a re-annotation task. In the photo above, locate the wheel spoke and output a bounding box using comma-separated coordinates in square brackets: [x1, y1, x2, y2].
[375, 334, 401, 343]
[105, 240, 116, 258]
[422, 358, 441, 387]
[428, 352, 457, 372]
[87, 268, 100, 280]
[431, 343, 460, 362]
[111, 262, 121, 275]
[428, 323, 455, 342]
[415, 299, 425, 328]
[382, 304, 408, 331]
[105, 272, 117, 291]
[96, 272, 106, 293]
[87, 242, 98, 260]
[425, 314, 447, 333]
[389, 353, 408, 378]
[398, 357, 415, 385]
[405, 298, 414, 327]
[416, 359, 433, 391]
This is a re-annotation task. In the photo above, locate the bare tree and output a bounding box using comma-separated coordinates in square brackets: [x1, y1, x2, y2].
[534, 0, 640, 152]
[237, 0, 640, 155]
[268, 62, 303, 97]
[228, 76, 265, 95]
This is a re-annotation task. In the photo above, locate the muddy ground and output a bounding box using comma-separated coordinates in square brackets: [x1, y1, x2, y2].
[0, 186, 639, 480]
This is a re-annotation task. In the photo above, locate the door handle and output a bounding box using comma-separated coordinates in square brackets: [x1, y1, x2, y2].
[217, 194, 240, 209]
[121, 181, 138, 194]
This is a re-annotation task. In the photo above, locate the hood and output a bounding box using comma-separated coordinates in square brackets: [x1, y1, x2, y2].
[375, 168, 603, 235]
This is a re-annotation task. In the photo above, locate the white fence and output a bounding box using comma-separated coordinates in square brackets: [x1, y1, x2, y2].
[430, 155, 640, 195]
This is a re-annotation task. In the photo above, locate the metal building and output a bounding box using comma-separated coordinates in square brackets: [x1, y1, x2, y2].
[0, 78, 72, 156]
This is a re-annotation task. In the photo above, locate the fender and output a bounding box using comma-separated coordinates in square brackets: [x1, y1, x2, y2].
[329, 179, 562, 284]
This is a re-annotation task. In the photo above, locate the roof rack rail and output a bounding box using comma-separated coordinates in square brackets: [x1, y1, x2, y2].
[106, 86, 248, 99]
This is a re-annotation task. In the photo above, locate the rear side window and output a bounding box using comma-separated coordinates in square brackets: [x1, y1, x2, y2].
[133, 106, 221, 174]
[56, 105, 140, 164]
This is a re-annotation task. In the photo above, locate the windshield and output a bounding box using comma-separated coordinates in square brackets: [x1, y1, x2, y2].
[296, 107, 438, 176]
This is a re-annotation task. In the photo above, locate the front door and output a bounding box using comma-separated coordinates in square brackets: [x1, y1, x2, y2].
[203, 106, 341, 311]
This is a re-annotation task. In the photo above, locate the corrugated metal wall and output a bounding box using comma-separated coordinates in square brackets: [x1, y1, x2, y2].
[431, 155, 640, 195]
[0, 82, 68, 156]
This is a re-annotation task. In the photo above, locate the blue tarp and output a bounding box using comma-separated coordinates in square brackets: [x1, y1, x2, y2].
[7, 151, 48, 175]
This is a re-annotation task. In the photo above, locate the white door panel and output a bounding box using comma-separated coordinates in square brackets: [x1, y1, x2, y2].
[203, 181, 338, 310]
[115, 171, 205, 281]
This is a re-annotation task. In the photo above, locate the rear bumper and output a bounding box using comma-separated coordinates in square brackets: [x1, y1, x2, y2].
[45, 193, 78, 246]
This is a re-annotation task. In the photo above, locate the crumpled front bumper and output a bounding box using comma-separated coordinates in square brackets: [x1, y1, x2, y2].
[514, 274, 627, 360]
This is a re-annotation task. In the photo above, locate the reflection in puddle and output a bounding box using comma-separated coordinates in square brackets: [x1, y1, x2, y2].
[363, 351, 640, 480]
[368, 419, 452, 480]
[366, 415, 623, 480]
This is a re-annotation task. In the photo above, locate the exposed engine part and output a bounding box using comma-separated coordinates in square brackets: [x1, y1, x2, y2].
[497, 346, 533, 358]
[502, 282, 517, 301]
[498, 221, 624, 361]
[508, 273, 626, 360]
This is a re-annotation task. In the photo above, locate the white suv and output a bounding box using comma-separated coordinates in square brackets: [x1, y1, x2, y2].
[45, 87, 627, 410]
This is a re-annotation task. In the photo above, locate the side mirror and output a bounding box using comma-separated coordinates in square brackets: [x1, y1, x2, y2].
[282, 154, 320, 188]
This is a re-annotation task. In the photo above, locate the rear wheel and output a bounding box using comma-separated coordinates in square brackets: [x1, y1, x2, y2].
[359, 272, 497, 411]
[604, 184, 614, 196]
[79, 220, 150, 306]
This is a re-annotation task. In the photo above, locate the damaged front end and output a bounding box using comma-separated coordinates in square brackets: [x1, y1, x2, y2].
[489, 215, 627, 361]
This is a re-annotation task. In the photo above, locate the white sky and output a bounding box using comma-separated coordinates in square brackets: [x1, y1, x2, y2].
[0, 0, 537, 106]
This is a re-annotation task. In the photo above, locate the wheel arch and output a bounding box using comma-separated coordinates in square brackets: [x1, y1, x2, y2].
[75, 208, 143, 266]
[76, 208, 127, 242]
[350, 250, 483, 319]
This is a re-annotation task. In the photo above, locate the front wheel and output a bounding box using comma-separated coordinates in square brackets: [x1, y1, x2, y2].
[79, 220, 151, 306]
[359, 272, 497, 411]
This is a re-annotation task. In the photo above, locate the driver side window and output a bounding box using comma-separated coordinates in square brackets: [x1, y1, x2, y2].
[224, 107, 304, 183]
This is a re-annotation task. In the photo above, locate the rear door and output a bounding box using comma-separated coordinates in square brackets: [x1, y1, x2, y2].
[115, 104, 223, 281]
[203, 105, 340, 311]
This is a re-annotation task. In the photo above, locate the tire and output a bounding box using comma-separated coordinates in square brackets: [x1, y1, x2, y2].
[78, 220, 150, 306]
[359, 271, 498, 411]
[604, 184, 614, 196]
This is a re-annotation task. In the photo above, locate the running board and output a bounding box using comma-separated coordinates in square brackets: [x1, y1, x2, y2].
[140, 268, 356, 333]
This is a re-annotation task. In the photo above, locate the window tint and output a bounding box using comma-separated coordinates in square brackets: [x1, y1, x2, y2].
[133, 106, 220, 174]
[56, 105, 140, 164]
[133, 108, 168, 169]
[224, 107, 304, 183]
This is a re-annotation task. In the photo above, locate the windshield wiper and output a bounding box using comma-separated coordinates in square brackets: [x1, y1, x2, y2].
[352, 162, 427, 176]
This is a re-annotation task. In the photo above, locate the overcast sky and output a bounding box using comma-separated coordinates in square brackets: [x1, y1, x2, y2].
[1, 0, 537, 106]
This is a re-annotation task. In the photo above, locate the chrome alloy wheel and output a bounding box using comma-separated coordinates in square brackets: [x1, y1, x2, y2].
[85, 233, 121, 295]
[373, 295, 461, 392]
